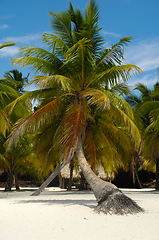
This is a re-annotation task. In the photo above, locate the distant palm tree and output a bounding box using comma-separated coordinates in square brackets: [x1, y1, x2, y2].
[0, 134, 39, 191]
[9, 0, 143, 214]
[4, 69, 29, 93]
[137, 83, 159, 189]
[0, 43, 33, 190]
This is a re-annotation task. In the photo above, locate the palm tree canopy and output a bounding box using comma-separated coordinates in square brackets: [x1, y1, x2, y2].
[9, 0, 142, 172]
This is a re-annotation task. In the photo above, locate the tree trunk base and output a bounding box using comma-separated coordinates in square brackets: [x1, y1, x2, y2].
[95, 190, 144, 215]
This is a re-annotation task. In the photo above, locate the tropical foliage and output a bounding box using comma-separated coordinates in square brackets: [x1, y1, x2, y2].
[4, 0, 145, 214]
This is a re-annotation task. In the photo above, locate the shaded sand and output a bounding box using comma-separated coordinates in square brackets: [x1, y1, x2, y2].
[0, 187, 159, 240]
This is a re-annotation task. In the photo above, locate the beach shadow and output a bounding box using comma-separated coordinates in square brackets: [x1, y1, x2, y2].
[18, 198, 96, 209]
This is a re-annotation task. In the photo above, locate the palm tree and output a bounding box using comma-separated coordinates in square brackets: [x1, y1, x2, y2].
[0, 134, 39, 191]
[4, 69, 29, 93]
[137, 83, 159, 189]
[9, 0, 143, 214]
[0, 77, 33, 190]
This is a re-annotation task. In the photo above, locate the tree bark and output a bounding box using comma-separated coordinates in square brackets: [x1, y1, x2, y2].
[5, 171, 14, 191]
[76, 139, 144, 215]
[15, 172, 20, 190]
[67, 159, 74, 191]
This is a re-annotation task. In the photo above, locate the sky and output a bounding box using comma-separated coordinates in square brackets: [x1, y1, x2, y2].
[0, 0, 159, 92]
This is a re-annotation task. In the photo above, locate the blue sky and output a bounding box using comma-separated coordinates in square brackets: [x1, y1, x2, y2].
[0, 0, 159, 92]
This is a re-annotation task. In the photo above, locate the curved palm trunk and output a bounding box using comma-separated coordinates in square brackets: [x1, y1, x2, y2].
[76, 139, 144, 215]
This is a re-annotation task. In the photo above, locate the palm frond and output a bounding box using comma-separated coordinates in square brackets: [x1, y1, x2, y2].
[42, 33, 68, 54]
[86, 64, 142, 88]
[32, 75, 79, 92]
[57, 101, 86, 161]
[105, 90, 134, 119]
[84, 124, 116, 170]
[64, 38, 94, 79]
[11, 47, 62, 75]
[138, 101, 159, 116]
[110, 83, 131, 96]
[0, 110, 12, 135]
[0, 153, 11, 170]
[110, 103, 142, 150]
[7, 97, 61, 149]
[96, 37, 134, 66]
[0, 42, 16, 49]
[81, 88, 110, 110]
[49, 10, 73, 47]
[84, 0, 104, 53]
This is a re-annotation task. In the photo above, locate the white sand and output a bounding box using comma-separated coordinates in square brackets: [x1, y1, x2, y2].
[0, 187, 159, 240]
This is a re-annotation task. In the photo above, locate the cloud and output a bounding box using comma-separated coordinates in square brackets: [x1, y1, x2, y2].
[0, 46, 19, 57]
[102, 30, 121, 38]
[2, 33, 41, 44]
[0, 24, 8, 29]
[124, 38, 159, 72]
[0, 15, 13, 20]
[128, 73, 158, 89]
[0, 33, 42, 57]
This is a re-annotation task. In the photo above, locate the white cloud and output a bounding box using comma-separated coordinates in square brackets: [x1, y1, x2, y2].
[0, 46, 19, 57]
[2, 33, 41, 44]
[128, 73, 158, 88]
[0, 24, 8, 29]
[0, 33, 42, 57]
[102, 30, 121, 38]
[0, 15, 13, 20]
[124, 38, 159, 72]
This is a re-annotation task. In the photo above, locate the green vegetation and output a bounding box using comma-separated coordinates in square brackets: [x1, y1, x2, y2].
[0, 0, 158, 214]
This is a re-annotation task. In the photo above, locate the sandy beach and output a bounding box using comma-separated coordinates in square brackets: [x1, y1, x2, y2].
[0, 187, 159, 240]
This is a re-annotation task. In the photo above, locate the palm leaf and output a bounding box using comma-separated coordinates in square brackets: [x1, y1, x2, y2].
[49, 10, 73, 47]
[0, 42, 16, 49]
[86, 64, 142, 88]
[57, 101, 86, 160]
[138, 101, 159, 115]
[32, 75, 79, 92]
[110, 103, 142, 150]
[42, 33, 68, 54]
[0, 153, 11, 170]
[96, 37, 134, 66]
[64, 38, 94, 79]
[81, 88, 110, 110]
[7, 97, 61, 149]
[0, 110, 12, 135]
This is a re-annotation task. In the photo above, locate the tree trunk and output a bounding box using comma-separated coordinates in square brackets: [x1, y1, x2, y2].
[67, 159, 74, 191]
[31, 157, 72, 196]
[5, 171, 14, 191]
[76, 139, 144, 215]
[156, 158, 159, 190]
[79, 172, 85, 190]
[15, 172, 20, 190]
[131, 156, 142, 189]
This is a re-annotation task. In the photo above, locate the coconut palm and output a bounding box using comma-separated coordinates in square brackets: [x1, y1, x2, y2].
[9, 0, 143, 214]
[0, 78, 33, 190]
[0, 134, 37, 191]
[4, 69, 29, 93]
[137, 83, 159, 189]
